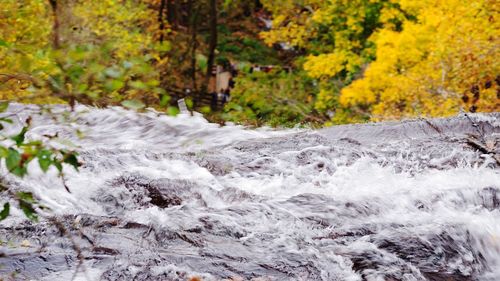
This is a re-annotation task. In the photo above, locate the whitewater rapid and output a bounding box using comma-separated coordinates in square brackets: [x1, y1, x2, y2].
[0, 104, 499, 281]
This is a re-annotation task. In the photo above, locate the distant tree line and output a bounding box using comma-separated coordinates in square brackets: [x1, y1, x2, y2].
[0, 0, 498, 126]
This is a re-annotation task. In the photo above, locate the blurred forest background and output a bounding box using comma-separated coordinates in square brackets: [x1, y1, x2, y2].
[1, 0, 499, 127]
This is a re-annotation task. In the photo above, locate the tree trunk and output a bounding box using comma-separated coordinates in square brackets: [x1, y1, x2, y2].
[167, 0, 176, 27]
[158, 0, 166, 42]
[174, 0, 181, 27]
[48, 0, 60, 49]
[188, 0, 198, 92]
[204, 0, 217, 94]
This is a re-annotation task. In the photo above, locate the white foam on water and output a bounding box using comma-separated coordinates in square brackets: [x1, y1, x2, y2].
[1, 104, 499, 280]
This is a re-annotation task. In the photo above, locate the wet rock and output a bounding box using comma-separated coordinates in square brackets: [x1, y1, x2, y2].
[92, 246, 121, 256]
[146, 184, 183, 208]
[477, 186, 500, 211]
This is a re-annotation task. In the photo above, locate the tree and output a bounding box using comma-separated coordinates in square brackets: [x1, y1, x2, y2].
[340, 0, 499, 120]
[203, 0, 218, 100]
[259, 0, 499, 123]
[0, 0, 169, 109]
[259, 0, 409, 123]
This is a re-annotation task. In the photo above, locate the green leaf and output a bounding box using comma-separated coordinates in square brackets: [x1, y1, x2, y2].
[0, 102, 9, 113]
[130, 81, 148, 90]
[0, 40, 9, 48]
[196, 54, 208, 72]
[67, 65, 85, 81]
[154, 87, 167, 96]
[11, 126, 28, 146]
[104, 79, 125, 91]
[200, 106, 212, 114]
[0, 203, 9, 221]
[160, 94, 170, 107]
[37, 150, 53, 172]
[63, 153, 80, 170]
[0, 117, 13, 124]
[167, 106, 179, 116]
[23, 140, 42, 146]
[0, 146, 8, 158]
[156, 41, 171, 52]
[54, 161, 63, 173]
[6, 148, 21, 172]
[121, 99, 145, 110]
[11, 166, 27, 177]
[16, 192, 36, 204]
[185, 98, 194, 109]
[19, 200, 37, 222]
[77, 83, 89, 93]
[146, 79, 160, 87]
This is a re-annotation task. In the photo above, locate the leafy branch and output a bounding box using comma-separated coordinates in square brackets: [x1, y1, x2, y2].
[0, 102, 80, 222]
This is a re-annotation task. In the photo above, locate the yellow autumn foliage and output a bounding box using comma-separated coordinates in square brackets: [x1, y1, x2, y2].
[261, 0, 405, 77]
[72, 0, 159, 58]
[0, 0, 57, 101]
[262, 0, 499, 123]
[341, 0, 499, 120]
[304, 53, 347, 78]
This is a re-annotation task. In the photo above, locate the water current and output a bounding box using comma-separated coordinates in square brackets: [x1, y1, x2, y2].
[0, 104, 499, 281]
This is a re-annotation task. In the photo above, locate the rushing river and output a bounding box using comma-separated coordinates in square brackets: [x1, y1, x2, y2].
[0, 104, 499, 281]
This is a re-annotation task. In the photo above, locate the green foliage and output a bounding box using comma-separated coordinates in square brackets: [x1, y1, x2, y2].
[0, 0, 167, 109]
[17, 192, 38, 221]
[0, 102, 80, 222]
[224, 69, 322, 127]
[167, 106, 180, 116]
[218, 33, 281, 65]
[0, 202, 9, 220]
[196, 54, 208, 73]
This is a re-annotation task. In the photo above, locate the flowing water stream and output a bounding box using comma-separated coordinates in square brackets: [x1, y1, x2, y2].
[0, 104, 499, 281]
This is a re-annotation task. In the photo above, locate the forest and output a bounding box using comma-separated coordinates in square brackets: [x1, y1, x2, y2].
[1, 0, 498, 127]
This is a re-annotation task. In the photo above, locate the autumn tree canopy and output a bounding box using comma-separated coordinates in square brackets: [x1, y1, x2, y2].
[259, 0, 499, 124]
[0, 0, 498, 126]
